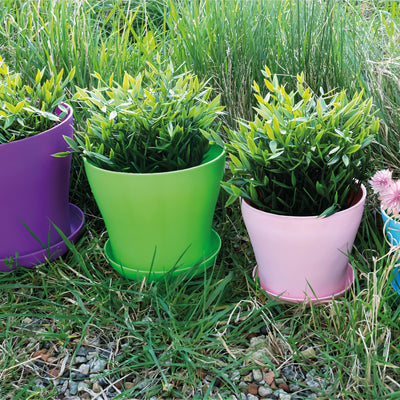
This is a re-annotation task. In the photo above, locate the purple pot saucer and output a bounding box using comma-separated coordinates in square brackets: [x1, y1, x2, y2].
[0, 203, 85, 272]
[253, 263, 355, 304]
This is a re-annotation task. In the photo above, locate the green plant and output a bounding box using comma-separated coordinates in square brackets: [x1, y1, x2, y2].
[223, 67, 380, 217]
[0, 56, 74, 144]
[66, 60, 224, 173]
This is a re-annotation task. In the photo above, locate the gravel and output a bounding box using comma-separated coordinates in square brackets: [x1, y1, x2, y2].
[24, 326, 332, 400]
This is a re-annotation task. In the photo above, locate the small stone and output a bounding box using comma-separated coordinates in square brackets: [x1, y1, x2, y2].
[247, 349, 269, 365]
[305, 378, 321, 389]
[74, 356, 87, 364]
[275, 378, 285, 385]
[125, 382, 135, 390]
[92, 382, 102, 393]
[244, 373, 253, 383]
[249, 335, 266, 348]
[240, 393, 247, 400]
[301, 347, 316, 358]
[59, 380, 69, 394]
[76, 347, 88, 356]
[282, 366, 296, 381]
[33, 378, 44, 389]
[79, 363, 90, 375]
[248, 384, 258, 395]
[253, 369, 263, 382]
[77, 382, 88, 392]
[258, 386, 273, 397]
[279, 382, 290, 392]
[72, 373, 88, 381]
[70, 382, 79, 396]
[289, 383, 301, 392]
[87, 351, 99, 360]
[89, 358, 107, 373]
[231, 371, 241, 382]
[264, 371, 275, 386]
[22, 317, 33, 324]
[279, 392, 292, 400]
[48, 368, 61, 378]
[248, 395, 258, 400]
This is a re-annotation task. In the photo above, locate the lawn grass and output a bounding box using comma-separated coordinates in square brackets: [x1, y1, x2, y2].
[1, 1, 400, 399]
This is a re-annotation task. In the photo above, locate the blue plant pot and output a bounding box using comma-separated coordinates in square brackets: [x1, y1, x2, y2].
[381, 207, 400, 294]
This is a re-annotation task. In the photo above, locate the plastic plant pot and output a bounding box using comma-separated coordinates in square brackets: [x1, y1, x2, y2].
[381, 207, 400, 295]
[84, 144, 225, 279]
[242, 184, 367, 303]
[381, 207, 400, 247]
[0, 104, 84, 271]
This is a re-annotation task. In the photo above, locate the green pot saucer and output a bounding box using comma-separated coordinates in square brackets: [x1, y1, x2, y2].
[104, 230, 221, 281]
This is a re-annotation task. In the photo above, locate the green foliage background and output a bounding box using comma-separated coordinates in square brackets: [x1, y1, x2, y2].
[1, 1, 400, 399]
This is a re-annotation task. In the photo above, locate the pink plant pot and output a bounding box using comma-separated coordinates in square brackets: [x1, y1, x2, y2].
[241, 184, 366, 302]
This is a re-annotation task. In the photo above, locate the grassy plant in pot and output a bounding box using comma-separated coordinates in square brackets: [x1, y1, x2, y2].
[67, 61, 225, 281]
[223, 67, 379, 302]
[0, 57, 84, 271]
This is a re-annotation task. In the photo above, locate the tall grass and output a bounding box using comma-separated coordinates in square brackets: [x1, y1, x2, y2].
[0, 0, 159, 90]
[349, 1, 400, 170]
[166, 0, 366, 125]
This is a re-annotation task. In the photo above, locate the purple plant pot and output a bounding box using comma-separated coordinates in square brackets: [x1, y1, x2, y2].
[0, 104, 84, 271]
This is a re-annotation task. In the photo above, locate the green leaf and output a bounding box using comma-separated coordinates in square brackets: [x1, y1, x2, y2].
[247, 137, 257, 154]
[316, 182, 326, 196]
[318, 204, 340, 218]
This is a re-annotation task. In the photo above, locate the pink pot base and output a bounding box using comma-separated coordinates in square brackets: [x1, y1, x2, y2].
[253, 263, 355, 304]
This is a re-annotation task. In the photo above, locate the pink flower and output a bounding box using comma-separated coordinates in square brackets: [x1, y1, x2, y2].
[369, 169, 393, 194]
[380, 180, 400, 216]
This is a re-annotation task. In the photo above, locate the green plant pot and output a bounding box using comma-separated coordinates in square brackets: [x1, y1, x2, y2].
[84, 145, 225, 279]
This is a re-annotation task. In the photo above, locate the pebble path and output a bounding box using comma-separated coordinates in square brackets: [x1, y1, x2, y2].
[25, 319, 330, 399]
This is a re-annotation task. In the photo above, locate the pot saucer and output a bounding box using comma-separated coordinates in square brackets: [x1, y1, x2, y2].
[104, 229, 221, 281]
[253, 263, 355, 304]
[0, 204, 85, 272]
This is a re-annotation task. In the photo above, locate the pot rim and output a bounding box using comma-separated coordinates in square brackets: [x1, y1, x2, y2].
[83, 143, 225, 177]
[0, 103, 73, 148]
[381, 206, 400, 221]
[242, 183, 367, 220]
